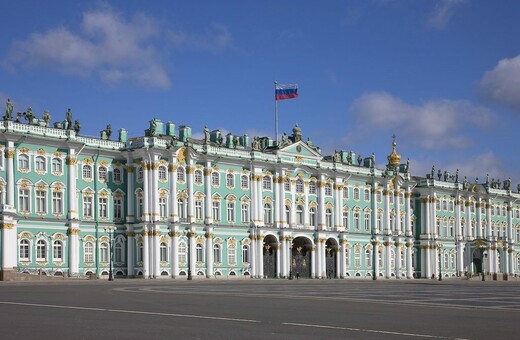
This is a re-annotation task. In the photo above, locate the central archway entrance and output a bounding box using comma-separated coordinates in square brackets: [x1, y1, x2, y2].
[472, 248, 483, 274]
[291, 237, 312, 278]
[263, 235, 277, 278]
[325, 238, 338, 279]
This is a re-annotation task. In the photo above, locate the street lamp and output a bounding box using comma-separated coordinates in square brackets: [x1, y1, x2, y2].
[104, 226, 116, 281]
[438, 243, 442, 281]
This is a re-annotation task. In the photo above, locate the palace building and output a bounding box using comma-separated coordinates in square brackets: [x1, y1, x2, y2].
[0, 105, 519, 281]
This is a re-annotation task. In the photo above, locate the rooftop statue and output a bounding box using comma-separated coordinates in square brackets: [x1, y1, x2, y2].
[4, 98, 13, 120]
[42, 110, 51, 127]
[66, 108, 73, 130]
[73, 120, 81, 135]
[204, 126, 209, 144]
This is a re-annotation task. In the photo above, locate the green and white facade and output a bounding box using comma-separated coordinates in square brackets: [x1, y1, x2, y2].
[1, 116, 520, 280]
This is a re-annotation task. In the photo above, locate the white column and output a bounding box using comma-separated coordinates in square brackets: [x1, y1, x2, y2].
[335, 247, 340, 278]
[274, 173, 281, 228]
[169, 161, 178, 223]
[321, 240, 326, 278]
[318, 176, 326, 231]
[257, 235, 264, 278]
[311, 245, 316, 278]
[279, 171, 287, 228]
[126, 228, 135, 277]
[485, 200, 491, 238]
[286, 237, 292, 277]
[66, 151, 78, 219]
[385, 240, 392, 278]
[153, 227, 160, 278]
[279, 235, 286, 277]
[5, 144, 15, 206]
[204, 164, 212, 225]
[151, 160, 159, 222]
[476, 199, 483, 238]
[250, 231, 256, 277]
[394, 192, 401, 235]
[384, 188, 391, 235]
[406, 241, 413, 279]
[405, 190, 412, 236]
[68, 226, 80, 276]
[187, 164, 195, 223]
[339, 239, 346, 278]
[424, 245, 431, 278]
[206, 227, 213, 278]
[142, 227, 149, 278]
[395, 239, 402, 278]
[171, 227, 179, 278]
[142, 163, 150, 222]
[1, 221, 17, 273]
[188, 230, 196, 277]
[373, 241, 380, 278]
[126, 164, 135, 222]
[276, 242, 281, 278]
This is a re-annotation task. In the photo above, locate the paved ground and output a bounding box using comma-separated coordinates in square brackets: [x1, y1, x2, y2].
[0, 278, 519, 339]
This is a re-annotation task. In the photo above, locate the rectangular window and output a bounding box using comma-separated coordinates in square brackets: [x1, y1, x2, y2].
[241, 203, 249, 223]
[99, 197, 108, 218]
[19, 188, 30, 212]
[137, 197, 143, 218]
[114, 198, 122, 219]
[212, 201, 220, 221]
[159, 197, 167, 218]
[227, 202, 235, 223]
[364, 213, 370, 231]
[83, 196, 93, 217]
[228, 246, 236, 264]
[35, 190, 46, 214]
[195, 200, 203, 220]
[52, 191, 63, 214]
[342, 210, 348, 228]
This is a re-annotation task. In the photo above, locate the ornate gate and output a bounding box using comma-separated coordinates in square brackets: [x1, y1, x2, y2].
[263, 244, 276, 278]
[291, 237, 312, 278]
[325, 246, 337, 278]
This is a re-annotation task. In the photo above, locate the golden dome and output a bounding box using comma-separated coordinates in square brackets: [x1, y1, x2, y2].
[387, 138, 401, 166]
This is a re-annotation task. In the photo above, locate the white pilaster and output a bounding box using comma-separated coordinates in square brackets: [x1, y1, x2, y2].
[206, 227, 213, 278]
[126, 227, 135, 277]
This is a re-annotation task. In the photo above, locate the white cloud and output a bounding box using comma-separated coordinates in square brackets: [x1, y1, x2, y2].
[168, 23, 232, 53]
[349, 91, 493, 149]
[427, 0, 468, 30]
[480, 54, 520, 113]
[3, 8, 170, 89]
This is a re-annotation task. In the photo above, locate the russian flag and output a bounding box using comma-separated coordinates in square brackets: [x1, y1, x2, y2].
[275, 84, 299, 100]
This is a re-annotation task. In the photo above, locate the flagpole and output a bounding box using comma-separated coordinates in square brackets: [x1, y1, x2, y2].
[274, 81, 279, 146]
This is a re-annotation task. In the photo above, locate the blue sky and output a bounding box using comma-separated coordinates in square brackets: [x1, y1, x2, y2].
[1, 0, 520, 185]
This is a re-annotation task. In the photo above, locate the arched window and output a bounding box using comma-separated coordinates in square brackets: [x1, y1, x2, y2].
[52, 158, 63, 174]
[284, 178, 291, 191]
[309, 181, 317, 195]
[342, 209, 349, 228]
[35, 156, 46, 172]
[241, 175, 249, 189]
[84, 241, 94, 262]
[113, 168, 121, 183]
[354, 247, 361, 267]
[345, 248, 350, 267]
[18, 154, 29, 170]
[114, 242, 123, 263]
[211, 172, 220, 186]
[309, 207, 317, 227]
[160, 242, 168, 262]
[262, 176, 272, 190]
[364, 189, 370, 201]
[158, 166, 167, 181]
[228, 243, 236, 264]
[325, 183, 332, 196]
[19, 239, 30, 260]
[52, 240, 63, 261]
[353, 188, 360, 200]
[137, 167, 143, 182]
[354, 211, 360, 230]
[343, 186, 349, 199]
[177, 167, 185, 182]
[226, 173, 234, 187]
[264, 203, 272, 224]
[82, 164, 92, 180]
[212, 199, 220, 221]
[213, 244, 221, 263]
[196, 244, 203, 262]
[100, 242, 109, 262]
[285, 205, 291, 224]
[296, 205, 304, 225]
[242, 245, 250, 263]
[194, 170, 203, 185]
[364, 212, 370, 231]
[36, 240, 47, 261]
[98, 166, 107, 182]
[296, 179, 304, 193]
[365, 249, 372, 267]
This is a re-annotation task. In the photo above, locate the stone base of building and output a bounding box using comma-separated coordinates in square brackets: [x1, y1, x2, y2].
[0, 269, 15, 281]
